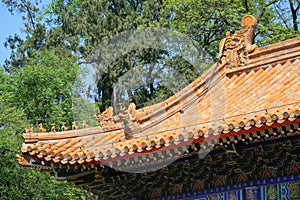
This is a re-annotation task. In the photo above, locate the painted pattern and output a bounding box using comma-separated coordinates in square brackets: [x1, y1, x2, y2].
[160, 182, 300, 200]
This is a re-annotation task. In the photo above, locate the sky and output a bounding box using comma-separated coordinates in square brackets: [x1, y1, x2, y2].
[0, 3, 25, 65]
[0, 1, 51, 66]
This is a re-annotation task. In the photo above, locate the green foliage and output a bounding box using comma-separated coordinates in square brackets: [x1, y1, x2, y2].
[0, 151, 86, 200]
[161, 0, 300, 56]
[43, 0, 168, 110]
[0, 67, 88, 199]
[0, 67, 24, 133]
[12, 50, 78, 131]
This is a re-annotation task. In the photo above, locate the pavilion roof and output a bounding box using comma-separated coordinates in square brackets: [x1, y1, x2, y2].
[18, 16, 300, 169]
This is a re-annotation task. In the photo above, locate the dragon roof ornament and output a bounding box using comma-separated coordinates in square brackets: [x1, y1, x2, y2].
[94, 103, 144, 138]
[217, 15, 258, 74]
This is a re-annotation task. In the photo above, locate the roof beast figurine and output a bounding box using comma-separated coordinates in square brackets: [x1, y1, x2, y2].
[217, 15, 258, 71]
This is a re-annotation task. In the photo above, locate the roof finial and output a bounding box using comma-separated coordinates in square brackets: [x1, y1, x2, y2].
[218, 15, 258, 73]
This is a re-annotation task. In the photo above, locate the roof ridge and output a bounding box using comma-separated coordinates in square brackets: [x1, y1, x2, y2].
[227, 37, 300, 75]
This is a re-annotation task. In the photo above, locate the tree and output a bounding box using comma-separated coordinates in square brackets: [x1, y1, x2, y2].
[43, 0, 173, 111]
[12, 50, 78, 130]
[2, 0, 79, 71]
[0, 67, 87, 199]
[161, 0, 299, 55]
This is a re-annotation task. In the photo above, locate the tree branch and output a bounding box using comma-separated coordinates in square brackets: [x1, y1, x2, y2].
[244, 0, 249, 12]
[289, 0, 299, 30]
[258, 0, 279, 24]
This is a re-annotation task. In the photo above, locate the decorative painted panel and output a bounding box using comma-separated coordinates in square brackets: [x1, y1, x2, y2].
[245, 187, 260, 200]
[155, 181, 300, 200]
[228, 191, 238, 200]
[288, 182, 300, 199]
[266, 185, 277, 200]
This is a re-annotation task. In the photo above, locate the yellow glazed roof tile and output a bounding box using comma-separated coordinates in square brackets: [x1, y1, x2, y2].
[19, 16, 300, 166]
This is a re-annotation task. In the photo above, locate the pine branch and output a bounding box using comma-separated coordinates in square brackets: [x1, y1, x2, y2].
[20, 0, 36, 29]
